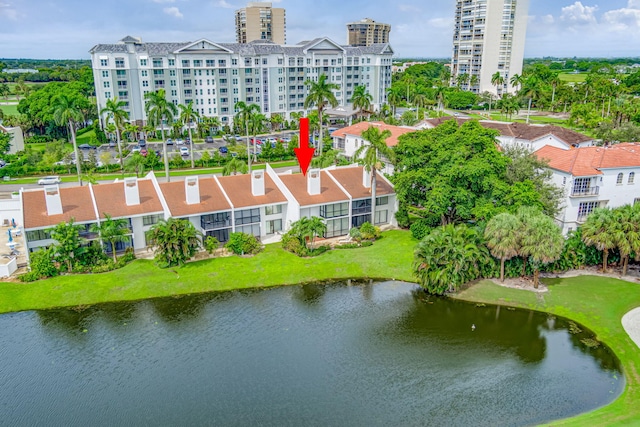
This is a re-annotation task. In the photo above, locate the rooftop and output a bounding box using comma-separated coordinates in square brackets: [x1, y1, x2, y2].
[331, 121, 416, 147]
[159, 177, 232, 217]
[535, 143, 640, 176]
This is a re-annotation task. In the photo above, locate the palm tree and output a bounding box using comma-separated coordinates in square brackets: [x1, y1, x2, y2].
[351, 85, 373, 120]
[611, 204, 640, 276]
[306, 216, 327, 250]
[354, 126, 395, 227]
[52, 93, 84, 185]
[456, 73, 470, 89]
[413, 93, 427, 121]
[433, 84, 447, 112]
[147, 218, 202, 267]
[520, 75, 544, 124]
[0, 84, 9, 101]
[581, 207, 616, 272]
[386, 85, 403, 117]
[100, 97, 129, 172]
[469, 74, 479, 91]
[484, 212, 522, 282]
[124, 122, 139, 142]
[269, 113, 284, 133]
[179, 102, 200, 169]
[90, 214, 131, 263]
[305, 74, 339, 155]
[234, 101, 260, 172]
[519, 214, 564, 288]
[491, 72, 504, 97]
[222, 156, 248, 176]
[144, 89, 177, 182]
[510, 74, 523, 92]
[249, 111, 267, 163]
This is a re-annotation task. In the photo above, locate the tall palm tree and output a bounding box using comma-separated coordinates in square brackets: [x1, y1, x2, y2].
[52, 93, 84, 185]
[581, 207, 616, 273]
[304, 74, 339, 155]
[469, 74, 479, 91]
[520, 75, 544, 124]
[510, 74, 523, 93]
[519, 214, 564, 288]
[351, 85, 373, 120]
[249, 111, 267, 163]
[90, 213, 131, 263]
[144, 89, 177, 182]
[100, 97, 129, 172]
[234, 101, 260, 172]
[124, 122, 139, 142]
[386, 85, 403, 117]
[354, 126, 395, 226]
[413, 93, 427, 121]
[484, 212, 522, 282]
[491, 72, 504, 97]
[612, 204, 640, 276]
[222, 156, 248, 176]
[179, 102, 200, 169]
[306, 216, 327, 250]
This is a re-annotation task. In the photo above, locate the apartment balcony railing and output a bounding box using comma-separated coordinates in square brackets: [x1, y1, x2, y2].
[570, 186, 599, 197]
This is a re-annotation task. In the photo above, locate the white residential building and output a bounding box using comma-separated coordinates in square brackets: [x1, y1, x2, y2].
[535, 144, 640, 235]
[451, 0, 529, 95]
[89, 36, 393, 128]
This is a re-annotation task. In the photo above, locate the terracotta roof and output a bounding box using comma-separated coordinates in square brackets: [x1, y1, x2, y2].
[159, 177, 231, 217]
[279, 171, 349, 207]
[92, 179, 163, 219]
[22, 186, 97, 229]
[327, 166, 395, 199]
[217, 173, 287, 208]
[330, 121, 415, 147]
[424, 118, 592, 145]
[535, 143, 640, 176]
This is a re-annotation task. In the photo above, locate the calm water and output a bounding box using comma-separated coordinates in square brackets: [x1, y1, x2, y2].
[0, 281, 623, 426]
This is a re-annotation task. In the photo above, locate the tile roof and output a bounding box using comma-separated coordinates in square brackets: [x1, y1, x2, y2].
[279, 171, 349, 207]
[216, 173, 287, 208]
[92, 179, 163, 219]
[22, 186, 97, 229]
[423, 118, 593, 145]
[327, 166, 395, 199]
[330, 121, 416, 147]
[159, 177, 231, 217]
[535, 143, 640, 176]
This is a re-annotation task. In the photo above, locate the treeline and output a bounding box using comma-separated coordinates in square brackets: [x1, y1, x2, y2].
[0, 59, 92, 84]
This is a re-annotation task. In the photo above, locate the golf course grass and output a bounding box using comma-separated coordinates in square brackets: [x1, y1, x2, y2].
[454, 276, 640, 426]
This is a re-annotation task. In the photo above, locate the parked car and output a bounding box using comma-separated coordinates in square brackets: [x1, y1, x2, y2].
[180, 147, 189, 156]
[0, 160, 6, 168]
[218, 146, 228, 154]
[132, 146, 141, 153]
[138, 140, 146, 147]
[176, 139, 184, 145]
[205, 136, 214, 143]
[108, 140, 116, 148]
[140, 148, 148, 157]
[38, 176, 61, 185]
[166, 138, 173, 145]
[155, 150, 162, 157]
[234, 135, 242, 141]
[78, 144, 96, 150]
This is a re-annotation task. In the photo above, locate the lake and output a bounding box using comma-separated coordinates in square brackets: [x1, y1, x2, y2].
[0, 281, 623, 426]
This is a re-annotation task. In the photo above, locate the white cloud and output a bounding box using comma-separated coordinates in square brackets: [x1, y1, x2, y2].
[163, 6, 183, 18]
[628, 0, 640, 9]
[215, 0, 234, 8]
[152, 0, 175, 3]
[398, 4, 421, 13]
[0, 2, 19, 20]
[560, 2, 598, 25]
[602, 5, 640, 30]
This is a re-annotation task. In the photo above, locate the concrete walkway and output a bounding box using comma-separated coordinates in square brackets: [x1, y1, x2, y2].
[622, 307, 640, 350]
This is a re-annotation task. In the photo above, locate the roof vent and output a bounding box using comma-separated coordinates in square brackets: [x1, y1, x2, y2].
[185, 176, 200, 205]
[124, 177, 140, 206]
[44, 185, 63, 216]
[307, 169, 321, 195]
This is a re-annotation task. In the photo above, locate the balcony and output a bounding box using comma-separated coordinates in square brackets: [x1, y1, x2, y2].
[570, 186, 599, 197]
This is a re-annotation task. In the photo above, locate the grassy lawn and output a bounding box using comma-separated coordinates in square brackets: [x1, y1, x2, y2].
[454, 276, 640, 426]
[0, 229, 418, 314]
[0, 103, 19, 116]
[75, 129, 96, 145]
[559, 72, 588, 83]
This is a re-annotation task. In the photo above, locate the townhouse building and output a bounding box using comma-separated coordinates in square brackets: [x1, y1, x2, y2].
[21, 165, 397, 256]
[89, 36, 393, 128]
[535, 143, 640, 235]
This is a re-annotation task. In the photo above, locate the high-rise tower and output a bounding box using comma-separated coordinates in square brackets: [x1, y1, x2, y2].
[347, 18, 391, 47]
[235, 2, 286, 44]
[451, 0, 529, 95]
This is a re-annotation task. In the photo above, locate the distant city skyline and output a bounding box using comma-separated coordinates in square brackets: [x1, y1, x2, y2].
[1, 0, 640, 59]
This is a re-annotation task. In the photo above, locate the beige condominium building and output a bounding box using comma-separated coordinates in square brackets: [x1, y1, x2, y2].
[347, 18, 391, 47]
[235, 2, 286, 44]
[451, 0, 529, 95]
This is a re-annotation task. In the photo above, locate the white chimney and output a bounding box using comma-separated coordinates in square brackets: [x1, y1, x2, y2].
[44, 185, 63, 216]
[124, 177, 140, 206]
[252, 170, 265, 196]
[185, 176, 200, 204]
[307, 169, 321, 195]
[363, 168, 371, 188]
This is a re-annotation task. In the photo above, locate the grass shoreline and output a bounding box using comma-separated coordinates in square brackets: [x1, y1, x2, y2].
[2, 229, 639, 424]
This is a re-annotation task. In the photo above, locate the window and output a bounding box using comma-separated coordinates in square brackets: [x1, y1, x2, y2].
[320, 202, 348, 219]
[140, 59, 147, 66]
[374, 210, 388, 225]
[232, 59, 238, 66]
[237, 224, 260, 237]
[572, 177, 594, 196]
[352, 199, 371, 215]
[169, 70, 176, 76]
[578, 201, 601, 221]
[153, 58, 163, 68]
[325, 217, 349, 238]
[100, 59, 108, 67]
[101, 70, 109, 78]
[142, 80, 149, 87]
[629, 172, 635, 184]
[142, 214, 163, 226]
[182, 60, 190, 68]
[235, 208, 260, 225]
[193, 59, 202, 67]
[103, 81, 110, 88]
[265, 204, 282, 215]
[352, 214, 371, 228]
[168, 59, 175, 67]
[26, 229, 51, 241]
[201, 212, 231, 229]
[206, 228, 230, 243]
[266, 219, 282, 234]
[105, 91, 111, 98]
[376, 196, 388, 206]
[141, 70, 148, 77]
[617, 173, 624, 185]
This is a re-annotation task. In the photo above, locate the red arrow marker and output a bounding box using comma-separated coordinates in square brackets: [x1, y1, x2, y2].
[294, 117, 315, 176]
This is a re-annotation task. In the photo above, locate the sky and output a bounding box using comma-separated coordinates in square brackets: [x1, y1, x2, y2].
[2, 0, 640, 59]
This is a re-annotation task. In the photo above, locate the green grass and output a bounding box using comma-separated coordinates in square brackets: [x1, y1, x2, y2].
[559, 72, 588, 83]
[0, 229, 417, 314]
[75, 129, 96, 145]
[454, 276, 640, 426]
[0, 103, 19, 116]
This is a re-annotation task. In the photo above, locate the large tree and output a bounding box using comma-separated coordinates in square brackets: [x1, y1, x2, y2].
[234, 101, 260, 172]
[49, 219, 85, 273]
[100, 97, 129, 172]
[178, 102, 200, 169]
[611, 204, 640, 276]
[304, 74, 339, 155]
[519, 213, 564, 288]
[52, 93, 84, 185]
[484, 212, 522, 282]
[581, 207, 616, 273]
[354, 126, 395, 227]
[144, 89, 177, 182]
[147, 218, 202, 267]
[91, 214, 131, 263]
[351, 85, 373, 119]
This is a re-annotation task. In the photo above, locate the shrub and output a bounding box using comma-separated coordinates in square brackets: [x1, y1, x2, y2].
[281, 231, 307, 256]
[334, 243, 360, 249]
[120, 247, 136, 263]
[410, 219, 432, 240]
[92, 259, 116, 273]
[204, 236, 220, 254]
[225, 232, 262, 255]
[308, 245, 331, 257]
[349, 227, 362, 242]
[359, 222, 380, 240]
[19, 247, 58, 281]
